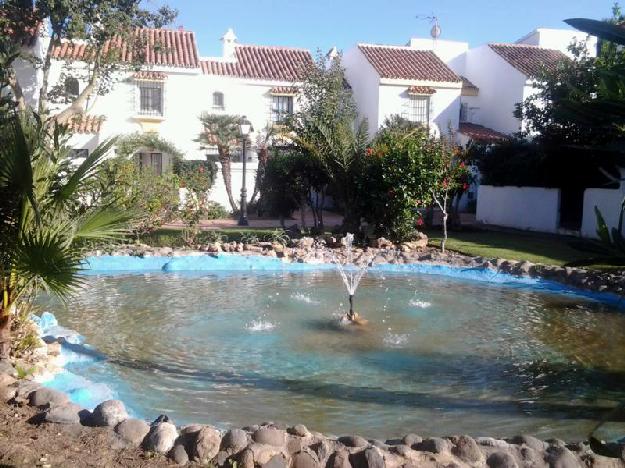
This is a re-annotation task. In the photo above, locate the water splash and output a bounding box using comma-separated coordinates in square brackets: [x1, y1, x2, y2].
[245, 320, 276, 332]
[333, 233, 373, 321]
[409, 299, 432, 309]
[383, 333, 410, 348]
[291, 292, 318, 304]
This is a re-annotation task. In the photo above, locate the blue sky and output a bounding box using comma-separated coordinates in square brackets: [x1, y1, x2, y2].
[163, 0, 615, 57]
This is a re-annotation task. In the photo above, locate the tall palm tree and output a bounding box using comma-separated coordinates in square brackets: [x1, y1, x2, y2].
[0, 110, 131, 359]
[197, 113, 242, 213]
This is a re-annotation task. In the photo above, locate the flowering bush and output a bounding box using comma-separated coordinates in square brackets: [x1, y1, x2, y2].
[360, 116, 470, 244]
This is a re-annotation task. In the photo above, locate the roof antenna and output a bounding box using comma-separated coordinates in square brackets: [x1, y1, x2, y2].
[416, 14, 441, 40]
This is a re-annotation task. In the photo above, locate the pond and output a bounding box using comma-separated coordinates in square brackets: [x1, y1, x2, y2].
[36, 256, 625, 441]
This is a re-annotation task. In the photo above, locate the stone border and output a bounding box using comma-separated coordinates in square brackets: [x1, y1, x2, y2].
[96, 234, 625, 299]
[1, 363, 624, 467]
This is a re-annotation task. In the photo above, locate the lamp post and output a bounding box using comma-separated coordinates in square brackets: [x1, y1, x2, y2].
[238, 116, 253, 226]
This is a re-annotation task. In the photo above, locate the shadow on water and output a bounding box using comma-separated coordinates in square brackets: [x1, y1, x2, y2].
[63, 342, 625, 423]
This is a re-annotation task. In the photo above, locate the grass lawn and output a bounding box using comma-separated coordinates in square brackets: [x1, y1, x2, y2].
[424, 228, 598, 267]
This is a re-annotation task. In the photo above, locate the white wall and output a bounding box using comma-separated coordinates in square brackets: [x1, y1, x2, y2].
[407, 38, 468, 75]
[476, 185, 561, 233]
[343, 47, 381, 139]
[582, 187, 625, 239]
[463, 45, 526, 135]
[517, 28, 597, 58]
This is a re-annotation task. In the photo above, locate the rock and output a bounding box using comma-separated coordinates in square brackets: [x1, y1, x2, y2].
[477, 437, 509, 448]
[238, 448, 255, 468]
[44, 403, 81, 424]
[46, 342, 62, 356]
[415, 437, 449, 454]
[192, 426, 222, 462]
[253, 428, 287, 447]
[364, 447, 384, 468]
[171, 443, 189, 466]
[509, 435, 545, 452]
[339, 435, 369, 448]
[292, 450, 320, 468]
[288, 424, 310, 437]
[28, 388, 69, 408]
[298, 237, 315, 249]
[0, 373, 15, 388]
[215, 450, 229, 466]
[370, 440, 388, 450]
[311, 439, 334, 465]
[144, 422, 178, 454]
[520, 447, 546, 467]
[402, 433, 422, 447]
[180, 424, 203, 435]
[372, 237, 393, 249]
[263, 453, 288, 468]
[331, 450, 352, 468]
[451, 435, 483, 463]
[92, 400, 128, 427]
[487, 451, 518, 468]
[115, 418, 150, 447]
[14, 380, 41, 401]
[391, 445, 412, 457]
[0, 361, 17, 377]
[287, 435, 306, 454]
[546, 446, 581, 468]
[221, 428, 248, 453]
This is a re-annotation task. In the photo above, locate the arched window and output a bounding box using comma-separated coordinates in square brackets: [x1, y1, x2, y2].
[64, 77, 79, 100]
[212, 91, 224, 109]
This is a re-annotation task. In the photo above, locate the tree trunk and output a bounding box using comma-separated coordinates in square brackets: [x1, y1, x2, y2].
[0, 303, 15, 360]
[7, 69, 26, 111]
[54, 65, 100, 124]
[219, 149, 238, 213]
[250, 147, 267, 205]
[441, 211, 448, 253]
[38, 33, 56, 115]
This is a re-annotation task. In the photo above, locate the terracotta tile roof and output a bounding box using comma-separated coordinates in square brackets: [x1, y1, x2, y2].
[51, 28, 200, 68]
[407, 86, 436, 95]
[270, 86, 299, 95]
[200, 45, 313, 81]
[488, 43, 568, 78]
[133, 71, 167, 80]
[358, 44, 461, 82]
[66, 114, 105, 134]
[459, 122, 509, 143]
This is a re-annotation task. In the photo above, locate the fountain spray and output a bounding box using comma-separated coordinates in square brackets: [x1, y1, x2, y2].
[334, 233, 371, 323]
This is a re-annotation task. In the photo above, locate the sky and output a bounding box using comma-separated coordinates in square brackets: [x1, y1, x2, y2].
[160, 0, 615, 57]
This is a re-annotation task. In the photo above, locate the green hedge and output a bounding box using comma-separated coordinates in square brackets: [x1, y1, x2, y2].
[140, 228, 292, 247]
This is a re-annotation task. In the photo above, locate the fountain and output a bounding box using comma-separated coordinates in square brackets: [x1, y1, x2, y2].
[334, 233, 372, 325]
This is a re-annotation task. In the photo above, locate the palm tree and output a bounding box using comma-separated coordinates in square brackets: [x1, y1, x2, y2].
[197, 113, 242, 212]
[0, 110, 131, 360]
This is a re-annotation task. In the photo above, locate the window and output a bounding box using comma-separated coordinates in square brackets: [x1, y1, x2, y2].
[138, 81, 164, 116]
[69, 148, 88, 159]
[213, 92, 224, 109]
[136, 152, 163, 175]
[65, 77, 79, 100]
[271, 95, 293, 124]
[403, 95, 429, 125]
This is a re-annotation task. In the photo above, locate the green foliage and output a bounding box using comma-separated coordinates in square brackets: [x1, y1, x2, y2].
[287, 52, 365, 229]
[83, 156, 179, 236]
[361, 117, 470, 242]
[567, 204, 625, 266]
[116, 132, 185, 161]
[15, 364, 35, 380]
[0, 109, 133, 357]
[260, 149, 327, 223]
[140, 228, 290, 248]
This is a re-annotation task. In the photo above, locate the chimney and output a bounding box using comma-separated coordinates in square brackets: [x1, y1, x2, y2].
[221, 28, 238, 61]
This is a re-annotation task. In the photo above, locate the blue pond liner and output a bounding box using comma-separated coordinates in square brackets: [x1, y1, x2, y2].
[38, 254, 623, 418]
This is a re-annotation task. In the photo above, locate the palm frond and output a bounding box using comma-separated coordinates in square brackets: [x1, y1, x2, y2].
[565, 18, 625, 46]
[12, 230, 84, 298]
[53, 137, 118, 204]
[73, 207, 133, 241]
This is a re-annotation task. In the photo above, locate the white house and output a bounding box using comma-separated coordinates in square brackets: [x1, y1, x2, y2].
[343, 43, 463, 139]
[33, 27, 313, 210]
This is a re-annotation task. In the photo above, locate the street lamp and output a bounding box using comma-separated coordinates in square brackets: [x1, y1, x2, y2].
[238, 116, 254, 226]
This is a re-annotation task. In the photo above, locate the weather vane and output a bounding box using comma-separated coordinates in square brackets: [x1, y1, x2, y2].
[416, 14, 441, 39]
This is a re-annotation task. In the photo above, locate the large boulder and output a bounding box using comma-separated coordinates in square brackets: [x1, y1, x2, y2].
[44, 403, 82, 424]
[451, 435, 483, 463]
[171, 442, 190, 466]
[144, 422, 178, 454]
[415, 437, 450, 454]
[262, 453, 288, 468]
[92, 400, 128, 427]
[292, 450, 320, 468]
[487, 451, 519, 468]
[339, 435, 369, 448]
[221, 428, 249, 454]
[253, 428, 287, 447]
[364, 447, 384, 468]
[115, 418, 150, 447]
[28, 388, 69, 408]
[192, 426, 222, 463]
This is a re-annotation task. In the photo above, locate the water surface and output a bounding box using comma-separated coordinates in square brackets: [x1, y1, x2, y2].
[38, 269, 625, 440]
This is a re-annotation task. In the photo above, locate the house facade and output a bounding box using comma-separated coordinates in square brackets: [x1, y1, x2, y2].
[26, 27, 313, 210]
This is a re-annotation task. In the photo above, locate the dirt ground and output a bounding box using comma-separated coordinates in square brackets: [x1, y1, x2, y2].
[0, 401, 173, 468]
